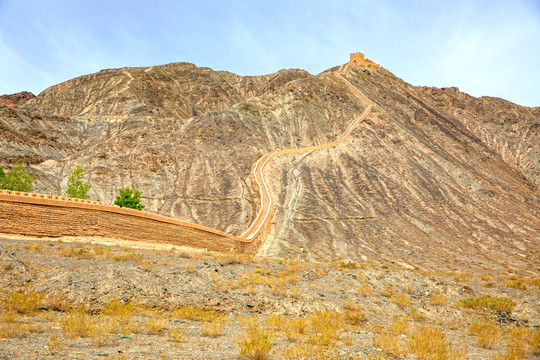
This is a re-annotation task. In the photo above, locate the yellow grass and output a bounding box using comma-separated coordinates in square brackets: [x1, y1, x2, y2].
[90, 315, 116, 346]
[172, 306, 222, 322]
[390, 293, 411, 307]
[47, 334, 65, 354]
[4, 288, 45, 314]
[429, 295, 448, 306]
[201, 321, 224, 337]
[60, 310, 95, 338]
[308, 311, 346, 347]
[168, 325, 187, 343]
[0, 321, 43, 338]
[373, 333, 404, 356]
[492, 326, 537, 360]
[238, 318, 273, 360]
[389, 317, 410, 336]
[409, 325, 466, 360]
[468, 319, 502, 349]
[145, 317, 168, 335]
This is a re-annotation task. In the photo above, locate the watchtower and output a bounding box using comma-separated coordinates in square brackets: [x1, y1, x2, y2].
[350, 52, 366, 64]
[349, 52, 380, 68]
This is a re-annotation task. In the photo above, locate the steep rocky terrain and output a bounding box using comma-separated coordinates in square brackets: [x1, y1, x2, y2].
[0, 91, 35, 108]
[0, 61, 538, 275]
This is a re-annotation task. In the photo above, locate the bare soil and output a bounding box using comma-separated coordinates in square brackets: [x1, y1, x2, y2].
[0, 235, 538, 359]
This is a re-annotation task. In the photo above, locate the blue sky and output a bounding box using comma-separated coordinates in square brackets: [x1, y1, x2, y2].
[0, 0, 539, 106]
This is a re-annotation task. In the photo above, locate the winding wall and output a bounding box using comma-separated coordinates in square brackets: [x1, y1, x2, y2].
[0, 63, 370, 253]
[0, 189, 262, 253]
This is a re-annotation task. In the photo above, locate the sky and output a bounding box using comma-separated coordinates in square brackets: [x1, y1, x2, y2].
[0, 0, 539, 107]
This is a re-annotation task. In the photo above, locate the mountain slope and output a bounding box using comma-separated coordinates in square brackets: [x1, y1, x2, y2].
[1, 61, 538, 275]
[21, 63, 312, 120]
[263, 66, 538, 275]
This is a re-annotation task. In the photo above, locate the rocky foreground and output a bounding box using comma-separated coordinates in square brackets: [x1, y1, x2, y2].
[1, 236, 538, 359]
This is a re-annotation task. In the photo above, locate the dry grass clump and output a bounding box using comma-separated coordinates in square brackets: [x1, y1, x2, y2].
[90, 315, 116, 346]
[59, 309, 95, 338]
[44, 294, 73, 312]
[201, 321, 224, 337]
[334, 260, 362, 270]
[344, 309, 367, 326]
[266, 315, 308, 342]
[408, 325, 466, 360]
[58, 245, 144, 262]
[172, 306, 224, 323]
[111, 252, 144, 262]
[468, 318, 502, 349]
[371, 318, 410, 357]
[101, 298, 138, 317]
[505, 277, 540, 291]
[281, 342, 312, 359]
[59, 245, 111, 259]
[3, 288, 45, 314]
[506, 279, 527, 290]
[389, 317, 410, 336]
[308, 310, 346, 347]
[217, 252, 253, 265]
[280, 259, 307, 276]
[0, 288, 47, 338]
[145, 316, 168, 335]
[429, 295, 448, 306]
[492, 326, 539, 360]
[284, 317, 309, 342]
[271, 285, 302, 299]
[238, 318, 273, 360]
[101, 298, 139, 335]
[373, 333, 404, 356]
[47, 334, 65, 354]
[0, 320, 43, 338]
[390, 293, 411, 308]
[168, 325, 187, 344]
[460, 295, 516, 314]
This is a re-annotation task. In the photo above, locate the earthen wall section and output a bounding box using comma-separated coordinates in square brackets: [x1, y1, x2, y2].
[0, 190, 261, 253]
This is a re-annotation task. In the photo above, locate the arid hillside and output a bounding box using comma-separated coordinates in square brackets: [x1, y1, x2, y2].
[0, 237, 538, 359]
[0, 61, 538, 275]
[0, 91, 35, 108]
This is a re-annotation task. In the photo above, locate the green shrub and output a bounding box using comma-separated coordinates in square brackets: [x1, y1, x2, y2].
[114, 187, 145, 210]
[0, 160, 35, 192]
[65, 165, 91, 199]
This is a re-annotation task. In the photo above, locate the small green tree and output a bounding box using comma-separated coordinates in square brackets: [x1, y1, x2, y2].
[65, 165, 92, 199]
[0, 160, 35, 192]
[114, 187, 145, 210]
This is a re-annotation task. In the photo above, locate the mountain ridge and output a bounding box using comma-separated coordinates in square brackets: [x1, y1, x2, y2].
[0, 60, 538, 275]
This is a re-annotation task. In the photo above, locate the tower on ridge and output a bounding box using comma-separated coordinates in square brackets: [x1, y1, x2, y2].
[349, 52, 380, 67]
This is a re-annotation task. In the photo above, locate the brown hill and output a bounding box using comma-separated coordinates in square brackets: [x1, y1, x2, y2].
[0, 61, 538, 275]
[21, 63, 312, 120]
[0, 91, 35, 107]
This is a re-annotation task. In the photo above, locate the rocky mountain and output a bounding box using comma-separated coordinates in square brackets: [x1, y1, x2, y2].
[1, 61, 538, 275]
[0, 91, 35, 107]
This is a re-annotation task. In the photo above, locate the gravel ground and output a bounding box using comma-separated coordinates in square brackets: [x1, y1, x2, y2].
[0, 235, 538, 359]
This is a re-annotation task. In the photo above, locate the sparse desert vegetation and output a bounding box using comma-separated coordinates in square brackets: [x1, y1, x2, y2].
[0, 236, 538, 359]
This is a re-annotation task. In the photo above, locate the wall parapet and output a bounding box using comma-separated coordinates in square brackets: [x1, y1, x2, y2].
[0, 190, 262, 254]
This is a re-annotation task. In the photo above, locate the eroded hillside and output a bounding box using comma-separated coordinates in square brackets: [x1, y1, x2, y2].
[0, 61, 538, 275]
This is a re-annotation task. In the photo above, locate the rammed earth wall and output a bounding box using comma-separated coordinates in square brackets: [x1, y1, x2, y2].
[0, 190, 261, 253]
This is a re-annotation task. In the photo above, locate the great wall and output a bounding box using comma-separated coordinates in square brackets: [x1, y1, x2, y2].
[0, 54, 375, 253]
[0, 189, 264, 253]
